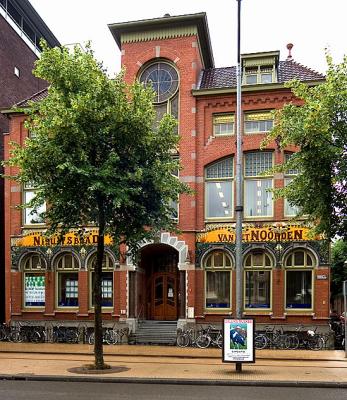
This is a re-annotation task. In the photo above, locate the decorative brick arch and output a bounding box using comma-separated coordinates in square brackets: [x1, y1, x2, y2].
[126, 232, 188, 270]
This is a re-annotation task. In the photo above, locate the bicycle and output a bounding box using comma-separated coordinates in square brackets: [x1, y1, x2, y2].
[53, 324, 79, 344]
[195, 325, 223, 349]
[88, 326, 119, 345]
[287, 326, 324, 350]
[254, 326, 288, 350]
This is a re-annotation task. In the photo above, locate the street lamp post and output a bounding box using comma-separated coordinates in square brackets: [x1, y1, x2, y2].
[235, 0, 243, 373]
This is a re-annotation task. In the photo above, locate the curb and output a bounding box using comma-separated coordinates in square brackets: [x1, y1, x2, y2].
[0, 374, 347, 388]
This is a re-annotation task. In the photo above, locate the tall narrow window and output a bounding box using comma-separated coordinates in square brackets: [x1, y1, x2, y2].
[205, 158, 233, 219]
[89, 253, 114, 308]
[23, 253, 46, 308]
[285, 250, 314, 309]
[284, 153, 300, 217]
[244, 152, 273, 217]
[244, 251, 272, 309]
[204, 251, 232, 309]
[23, 183, 46, 225]
[56, 253, 79, 308]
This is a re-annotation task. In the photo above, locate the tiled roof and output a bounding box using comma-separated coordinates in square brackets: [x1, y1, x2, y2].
[198, 61, 325, 90]
[15, 88, 48, 107]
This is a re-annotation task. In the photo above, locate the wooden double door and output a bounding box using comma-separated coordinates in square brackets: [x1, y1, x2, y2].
[151, 272, 177, 321]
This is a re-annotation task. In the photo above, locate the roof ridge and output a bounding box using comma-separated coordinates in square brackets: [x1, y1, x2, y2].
[15, 87, 48, 107]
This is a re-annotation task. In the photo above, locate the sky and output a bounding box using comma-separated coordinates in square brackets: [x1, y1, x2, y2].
[30, 0, 347, 76]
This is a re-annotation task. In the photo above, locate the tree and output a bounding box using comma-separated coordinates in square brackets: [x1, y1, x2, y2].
[4, 43, 189, 369]
[330, 239, 347, 300]
[262, 54, 347, 240]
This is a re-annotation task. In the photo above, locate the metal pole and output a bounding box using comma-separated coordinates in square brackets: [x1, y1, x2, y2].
[235, 0, 243, 373]
[343, 280, 347, 358]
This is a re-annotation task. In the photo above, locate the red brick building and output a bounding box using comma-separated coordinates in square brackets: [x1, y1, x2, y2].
[0, 0, 59, 322]
[3, 13, 330, 338]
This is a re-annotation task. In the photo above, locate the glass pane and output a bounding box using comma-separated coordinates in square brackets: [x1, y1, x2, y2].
[24, 273, 45, 307]
[284, 178, 300, 216]
[261, 73, 273, 84]
[286, 271, 312, 309]
[294, 251, 305, 266]
[245, 179, 273, 217]
[245, 152, 273, 176]
[206, 181, 232, 218]
[92, 272, 113, 307]
[206, 158, 233, 179]
[246, 75, 257, 84]
[245, 254, 252, 266]
[213, 252, 224, 267]
[307, 253, 313, 266]
[245, 271, 270, 308]
[167, 277, 175, 306]
[253, 253, 263, 267]
[206, 271, 230, 308]
[155, 277, 163, 306]
[58, 273, 78, 307]
[24, 191, 46, 224]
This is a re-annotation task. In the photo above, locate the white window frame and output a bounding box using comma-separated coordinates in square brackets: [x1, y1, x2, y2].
[244, 152, 274, 218]
[23, 182, 46, 226]
[205, 158, 234, 220]
[284, 250, 315, 311]
[213, 114, 235, 137]
[204, 251, 232, 311]
[244, 65, 275, 85]
[244, 251, 272, 310]
[56, 253, 79, 309]
[244, 112, 274, 134]
[22, 253, 46, 309]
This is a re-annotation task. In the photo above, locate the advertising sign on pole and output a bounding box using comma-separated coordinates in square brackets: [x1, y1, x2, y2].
[223, 318, 255, 363]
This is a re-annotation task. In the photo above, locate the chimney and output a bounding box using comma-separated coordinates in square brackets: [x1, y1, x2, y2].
[286, 43, 293, 61]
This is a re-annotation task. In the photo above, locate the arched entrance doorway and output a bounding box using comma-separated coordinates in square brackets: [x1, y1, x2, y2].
[140, 244, 179, 321]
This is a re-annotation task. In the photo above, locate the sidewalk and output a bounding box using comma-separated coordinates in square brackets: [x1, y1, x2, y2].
[0, 343, 347, 387]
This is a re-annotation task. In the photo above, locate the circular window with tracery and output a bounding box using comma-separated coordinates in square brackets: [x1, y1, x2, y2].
[140, 62, 179, 104]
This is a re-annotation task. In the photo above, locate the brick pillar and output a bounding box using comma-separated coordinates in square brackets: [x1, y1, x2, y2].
[78, 270, 89, 316]
[272, 269, 285, 319]
[314, 268, 330, 319]
[44, 270, 55, 316]
[11, 271, 22, 315]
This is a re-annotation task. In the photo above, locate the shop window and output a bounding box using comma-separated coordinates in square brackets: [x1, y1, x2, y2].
[23, 253, 46, 308]
[244, 251, 272, 309]
[244, 152, 273, 217]
[285, 250, 314, 309]
[56, 253, 79, 308]
[205, 158, 233, 219]
[89, 253, 114, 308]
[213, 114, 234, 136]
[284, 153, 301, 217]
[244, 112, 273, 134]
[204, 251, 232, 309]
[23, 182, 46, 225]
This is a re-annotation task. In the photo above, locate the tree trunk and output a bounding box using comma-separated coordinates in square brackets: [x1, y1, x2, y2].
[94, 196, 105, 369]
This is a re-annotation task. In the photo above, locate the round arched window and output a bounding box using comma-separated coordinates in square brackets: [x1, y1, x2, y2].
[55, 253, 79, 308]
[140, 62, 179, 103]
[22, 253, 46, 308]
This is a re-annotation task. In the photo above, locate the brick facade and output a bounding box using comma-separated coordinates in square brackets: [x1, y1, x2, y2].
[3, 13, 330, 330]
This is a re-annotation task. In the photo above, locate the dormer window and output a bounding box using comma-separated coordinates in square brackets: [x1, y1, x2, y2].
[244, 65, 274, 85]
[242, 51, 279, 86]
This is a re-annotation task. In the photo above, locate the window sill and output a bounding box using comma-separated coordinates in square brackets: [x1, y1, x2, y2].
[204, 310, 232, 315]
[243, 310, 272, 315]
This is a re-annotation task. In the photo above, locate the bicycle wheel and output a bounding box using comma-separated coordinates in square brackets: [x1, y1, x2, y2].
[105, 330, 119, 345]
[66, 328, 79, 344]
[254, 334, 267, 350]
[28, 330, 41, 343]
[176, 333, 189, 347]
[216, 334, 223, 349]
[0, 328, 7, 341]
[308, 336, 324, 350]
[196, 334, 211, 349]
[9, 330, 24, 343]
[284, 334, 299, 350]
[88, 332, 95, 345]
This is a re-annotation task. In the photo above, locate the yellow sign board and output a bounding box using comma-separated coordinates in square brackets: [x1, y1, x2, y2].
[197, 226, 316, 243]
[14, 230, 113, 247]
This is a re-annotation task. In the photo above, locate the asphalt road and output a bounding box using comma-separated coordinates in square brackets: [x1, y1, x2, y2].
[0, 381, 347, 400]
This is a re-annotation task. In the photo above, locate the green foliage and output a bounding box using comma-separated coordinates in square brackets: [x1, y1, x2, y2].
[262, 53, 347, 240]
[331, 240, 347, 297]
[4, 42, 190, 252]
